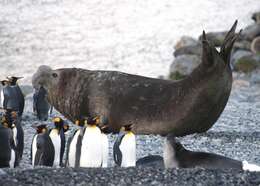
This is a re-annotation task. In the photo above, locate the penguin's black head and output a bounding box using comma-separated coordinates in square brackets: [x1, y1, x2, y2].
[63, 123, 69, 132]
[35, 124, 48, 134]
[53, 117, 64, 128]
[166, 133, 184, 154]
[1, 122, 12, 128]
[84, 116, 100, 126]
[122, 124, 133, 132]
[1, 80, 9, 86]
[75, 119, 84, 127]
[100, 125, 112, 134]
[6, 76, 23, 85]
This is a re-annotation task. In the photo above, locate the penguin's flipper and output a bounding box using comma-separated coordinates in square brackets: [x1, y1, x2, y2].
[113, 133, 125, 166]
[45, 135, 55, 167]
[75, 130, 83, 168]
[65, 132, 74, 167]
[60, 130, 66, 166]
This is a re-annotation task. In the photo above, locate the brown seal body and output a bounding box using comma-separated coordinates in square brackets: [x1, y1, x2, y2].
[32, 21, 239, 136]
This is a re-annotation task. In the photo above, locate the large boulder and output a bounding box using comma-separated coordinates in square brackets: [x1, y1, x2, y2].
[240, 24, 260, 41]
[233, 54, 260, 73]
[231, 50, 253, 66]
[251, 36, 260, 54]
[250, 70, 260, 84]
[173, 44, 202, 57]
[198, 31, 227, 47]
[233, 40, 251, 52]
[169, 54, 201, 80]
[174, 36, 198, 50]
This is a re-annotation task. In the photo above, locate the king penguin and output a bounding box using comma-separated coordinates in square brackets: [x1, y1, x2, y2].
[31, 124, 55, 167]
[113, 124, 136, 167]
[66, 119, 84, 168]
[0, 118, 16, 168]
[33, 86, 50, 121]
[6, 76, 24, 117]
[49, 117, 69, 167]
[80, 116, 103, 167]
[2, 110, 24, 166]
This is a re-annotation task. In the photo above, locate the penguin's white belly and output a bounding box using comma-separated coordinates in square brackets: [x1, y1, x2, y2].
[68, 129, 81, 167]
[120, 134, 136, 167]
[49, 129, 61, 167]
[32, 134, 38, 166]
[12, 127, 18, 147]
[80, 127, 102, 167]
[9, 149, 15, 168]
[0, 89, 4, 107]
[101, 133, 109, 168]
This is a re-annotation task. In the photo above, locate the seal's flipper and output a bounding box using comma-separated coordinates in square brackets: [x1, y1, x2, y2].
[201, 30, 214, 66]
[220, 20, 240, 64]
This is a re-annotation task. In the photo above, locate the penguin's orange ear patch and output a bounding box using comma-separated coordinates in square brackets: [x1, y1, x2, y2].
[63, 124, 69, 131]
[75, 120, 80, 126]
[53, 117, 61, 122]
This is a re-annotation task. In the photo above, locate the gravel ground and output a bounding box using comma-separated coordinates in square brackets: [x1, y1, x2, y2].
[0, 76, 260, 185]
[1, 167, 260, 186]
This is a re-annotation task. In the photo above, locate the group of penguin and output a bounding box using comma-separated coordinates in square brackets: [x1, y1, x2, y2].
[31, 116, 136, 168]
[1, 77, 260, 171]
[0, 76, 24, 168]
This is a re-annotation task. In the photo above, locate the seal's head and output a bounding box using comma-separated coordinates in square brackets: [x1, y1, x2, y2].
[32, 65, 60, 90]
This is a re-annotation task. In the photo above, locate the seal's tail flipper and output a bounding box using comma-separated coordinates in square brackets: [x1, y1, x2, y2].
[201, 30, 214, 66]
[220, 20, 241, 65]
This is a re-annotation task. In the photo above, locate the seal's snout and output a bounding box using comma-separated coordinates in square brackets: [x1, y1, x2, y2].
[32, 65, 53, 89]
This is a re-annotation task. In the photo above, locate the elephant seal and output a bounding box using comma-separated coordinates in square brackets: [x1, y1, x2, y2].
[32, 21, 239, 136]
[163, 134, 242, 169]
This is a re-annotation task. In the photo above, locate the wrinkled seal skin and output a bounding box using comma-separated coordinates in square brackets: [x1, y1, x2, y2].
[32, 21, 239, 136]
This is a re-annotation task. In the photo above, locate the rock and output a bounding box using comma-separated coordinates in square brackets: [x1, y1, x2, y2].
[174, 36, 198, 50]
[169, 55, 201, 80]
[198, 31, 227, 47]
[231, 50, 253, 66]
[241, 24, 260, 41]
[233, 54, 260, 73]
[252, 12, 260, 23]
[233, 40, 251, 52]
[232, 79, 250, 89]
[173, 44, 202, 57]
[250, 71, 260, 84]
[251, 36, 260, 54]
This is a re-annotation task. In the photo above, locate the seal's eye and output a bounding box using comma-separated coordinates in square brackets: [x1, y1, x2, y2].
[52, 73, 58, 78]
